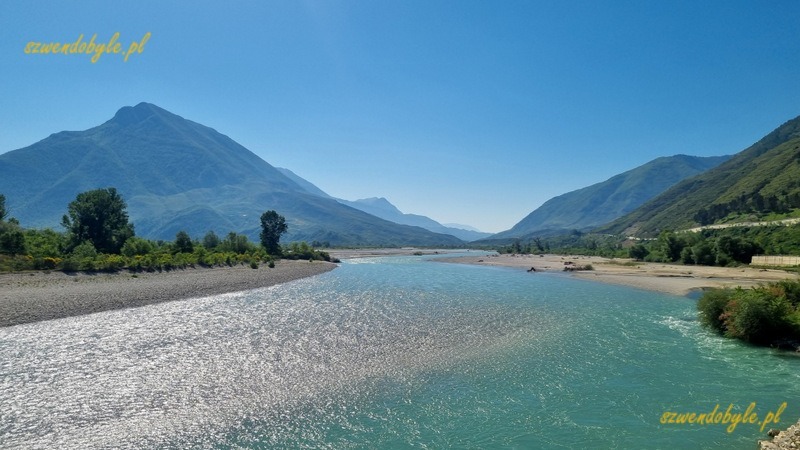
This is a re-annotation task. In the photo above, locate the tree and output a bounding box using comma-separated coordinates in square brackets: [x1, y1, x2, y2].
[174, 230, 194, 253]
[61, 188, 134, 254]
[0, 222, 25, 255]
[221, 232, 253, 254]
[657, 231, 684, 262]
[202, 231, 220, 250]
[628, 244, 649, 261]
[691, 241, 716, 266]
[532, 237, 545, 253]
[0, 195, 26, 254]
[260, 210, 288, 255]
[680, 246, 694, 265]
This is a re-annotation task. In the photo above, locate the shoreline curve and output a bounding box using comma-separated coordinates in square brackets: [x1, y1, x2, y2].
[0, 260, 337, 327]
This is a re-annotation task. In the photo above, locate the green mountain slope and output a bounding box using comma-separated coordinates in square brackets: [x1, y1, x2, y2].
[598, 114, 800, 237]
[490, 154, 729, 240]
[0, 103, 463, 246]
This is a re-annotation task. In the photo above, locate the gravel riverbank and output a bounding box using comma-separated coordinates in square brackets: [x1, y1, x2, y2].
[0, 261, 337, 327]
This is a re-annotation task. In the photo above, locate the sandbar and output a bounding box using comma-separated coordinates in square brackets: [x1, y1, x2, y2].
[439, 253, 800, 296]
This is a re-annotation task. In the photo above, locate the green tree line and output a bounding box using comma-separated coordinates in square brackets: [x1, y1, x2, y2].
[497, 224, 800, 269]
[628, 225, 800, 267]
[498, 231, 628, 258]
[0, 189, 334, 272]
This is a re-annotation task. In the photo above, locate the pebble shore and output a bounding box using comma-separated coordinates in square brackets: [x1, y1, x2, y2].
[0, 261, 337, 327]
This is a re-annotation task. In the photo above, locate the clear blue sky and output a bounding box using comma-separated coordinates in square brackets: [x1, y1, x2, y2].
[2, 1, 799, 233]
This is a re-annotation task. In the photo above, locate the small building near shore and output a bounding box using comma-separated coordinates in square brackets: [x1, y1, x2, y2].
[750, 255, 800, 267]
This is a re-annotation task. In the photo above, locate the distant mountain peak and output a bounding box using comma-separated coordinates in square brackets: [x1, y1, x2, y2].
[353, 197, 402, 214]
[443, 223, 484, 232]
[0, 103, 465, 247]
[109, 102, 169, 126]
[358, 197, 390, 203]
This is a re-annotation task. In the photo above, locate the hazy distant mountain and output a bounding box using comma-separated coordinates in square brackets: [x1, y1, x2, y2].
[275, 169, 492, 242]
[0, 103, 463, 246]
[599, 114, 800, 237]
[443, 223, 483, 232]
[489, 154, 730, 240]
[339, 198, 492, 242]
[439, 224, 492, 241]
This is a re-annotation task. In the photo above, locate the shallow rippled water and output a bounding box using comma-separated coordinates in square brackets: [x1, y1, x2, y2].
[1, 254, 799, 449]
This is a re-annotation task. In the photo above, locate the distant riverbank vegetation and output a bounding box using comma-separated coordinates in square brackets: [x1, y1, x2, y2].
[0, 190, 334, 273]
[496, 224, 800, 270]
[494, 225, 800, 349]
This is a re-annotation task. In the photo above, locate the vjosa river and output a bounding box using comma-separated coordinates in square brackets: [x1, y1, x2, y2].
[1, 253, 798, 449]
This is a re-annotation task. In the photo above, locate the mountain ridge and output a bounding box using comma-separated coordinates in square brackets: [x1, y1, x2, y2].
[488, 154, 730, 241]
[0, 103, 464, 247]
[598, 114, 800, 237]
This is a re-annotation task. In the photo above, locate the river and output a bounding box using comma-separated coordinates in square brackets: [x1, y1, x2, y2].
[1, 253, 797, 448]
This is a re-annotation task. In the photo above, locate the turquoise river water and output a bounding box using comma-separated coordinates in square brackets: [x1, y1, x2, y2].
[1, 253, 798, 449]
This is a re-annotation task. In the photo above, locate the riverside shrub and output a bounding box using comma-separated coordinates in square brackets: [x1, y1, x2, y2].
[121, 237, 154, 257]
[698, 288, 733, 333]
[698, 281, 800, 345]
